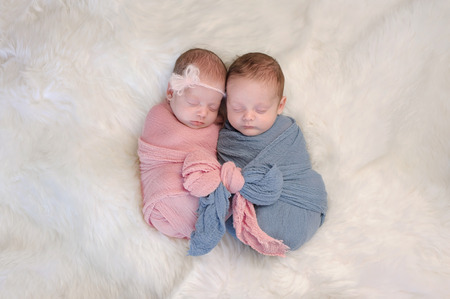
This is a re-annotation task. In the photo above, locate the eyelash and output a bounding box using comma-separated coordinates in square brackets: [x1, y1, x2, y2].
[186, 99, 218, 112]
[232, 108, 267, 114]
[187, 100, 199, 106]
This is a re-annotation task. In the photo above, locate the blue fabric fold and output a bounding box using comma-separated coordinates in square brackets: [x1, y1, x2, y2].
[189, 115, 328, 254]
[239, 164, 283, 206]
[188, 183, 230, 256]
[225, 116, 327, 217]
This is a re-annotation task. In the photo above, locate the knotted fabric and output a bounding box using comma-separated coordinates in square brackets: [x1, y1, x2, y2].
[190, 115, 328, 256]
[187, 158, 288, 256]
[186, 161, 243, 256]
[231, 164, 290, 256]
[219, 115, 327, 253]
[137, 102, 221, 239]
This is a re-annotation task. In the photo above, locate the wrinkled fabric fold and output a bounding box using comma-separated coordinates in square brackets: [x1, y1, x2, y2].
[188, 160, 289, 257]
[137, 102, 221, 239]
[188, 157, 289, 256]
[219, 115, 328, 254]
[232, 193, 289, 256]
[187, 161, 243, 255]
[232, 164, 289, 256]
[182, 151, 222, 197]
[187, 183, 231, 256]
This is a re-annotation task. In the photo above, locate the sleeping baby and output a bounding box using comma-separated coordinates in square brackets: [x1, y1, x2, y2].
[137, 48, 226, 239]
[189, 52, 328, 257]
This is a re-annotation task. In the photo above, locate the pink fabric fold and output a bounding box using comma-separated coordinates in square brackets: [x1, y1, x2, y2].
[137, 102, 220, 239]
[221, 162, 289, 257]
[232, 193, 289, 257]
[182, 151, 222, 197]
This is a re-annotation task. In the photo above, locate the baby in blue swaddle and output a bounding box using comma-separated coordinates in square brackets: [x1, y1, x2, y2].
[189, 52, 327, 256]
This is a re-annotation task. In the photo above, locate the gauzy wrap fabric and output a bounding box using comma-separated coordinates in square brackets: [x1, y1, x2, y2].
[137, 102, 221, 239]
[187, 159, 287, 256]
[189, 115, 327, 256]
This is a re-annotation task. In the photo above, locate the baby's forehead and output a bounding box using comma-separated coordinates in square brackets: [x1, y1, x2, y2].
[183, 85, 223, 102]
[200, 75, 225, 87]
[228, 74, 276, 87]
[227, 93, 278, 107]
[228, 76, 278, 93]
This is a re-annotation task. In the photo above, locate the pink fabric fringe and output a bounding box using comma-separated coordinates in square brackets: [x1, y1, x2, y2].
[221, 162, 289, 257]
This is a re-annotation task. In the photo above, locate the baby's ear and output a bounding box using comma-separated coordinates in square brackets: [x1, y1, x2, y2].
[277, 96, 287, 114]
[166, 83, 174, 99]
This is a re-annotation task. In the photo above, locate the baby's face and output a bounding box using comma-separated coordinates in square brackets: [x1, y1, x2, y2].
[169, 84, 223, 129]
[226, 77, 285, 136]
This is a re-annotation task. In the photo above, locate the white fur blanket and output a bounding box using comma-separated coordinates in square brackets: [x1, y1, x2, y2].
[1, 1, 449, 298]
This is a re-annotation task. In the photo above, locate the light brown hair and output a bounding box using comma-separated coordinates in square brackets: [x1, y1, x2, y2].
[173, 48, 227, 84]
[227, 52, 285, 98]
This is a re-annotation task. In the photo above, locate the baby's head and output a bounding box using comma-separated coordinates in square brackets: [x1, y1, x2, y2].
[167, 48, 226, 129]
[226, 52, 286, 136]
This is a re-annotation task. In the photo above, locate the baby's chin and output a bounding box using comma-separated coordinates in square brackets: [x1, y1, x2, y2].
[237, 126, 267, 136]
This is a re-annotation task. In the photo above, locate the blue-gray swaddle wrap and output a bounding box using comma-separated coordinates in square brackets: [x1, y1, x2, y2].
[189, 115, 327, 256]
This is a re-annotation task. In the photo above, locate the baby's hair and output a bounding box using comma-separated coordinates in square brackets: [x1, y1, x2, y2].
[227, 52, 285, 98]
[173, 48, 227, 84]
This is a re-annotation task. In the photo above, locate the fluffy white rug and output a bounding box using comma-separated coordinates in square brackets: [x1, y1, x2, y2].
[1, 0, 449, 298]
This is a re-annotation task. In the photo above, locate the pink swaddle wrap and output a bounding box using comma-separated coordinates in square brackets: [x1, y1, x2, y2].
[138, 101, 221, 238]
[138, 101, 287, 256]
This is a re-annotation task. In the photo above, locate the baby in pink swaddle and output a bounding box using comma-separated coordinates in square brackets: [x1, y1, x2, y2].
[138, 48, 227, 239]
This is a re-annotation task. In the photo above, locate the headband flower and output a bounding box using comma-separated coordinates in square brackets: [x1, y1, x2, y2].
[169, 64, 225, 97]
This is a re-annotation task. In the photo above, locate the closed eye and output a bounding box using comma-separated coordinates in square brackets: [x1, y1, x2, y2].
[208, 105, 219, 112]
[186, 99, 199, 106]
[231, 106, 245, 113]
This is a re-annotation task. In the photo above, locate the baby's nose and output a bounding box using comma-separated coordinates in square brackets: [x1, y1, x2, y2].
[197, 106, 208, 117]
[243, 110, 255, 121]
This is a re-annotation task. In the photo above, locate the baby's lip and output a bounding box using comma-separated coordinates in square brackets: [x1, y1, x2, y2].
[190, 121, 204, 126]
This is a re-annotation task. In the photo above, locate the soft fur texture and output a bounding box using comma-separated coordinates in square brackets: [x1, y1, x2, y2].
[1, 0, 449, 298]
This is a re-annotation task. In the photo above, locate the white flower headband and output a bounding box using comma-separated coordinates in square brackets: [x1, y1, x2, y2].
[169, 64, 225, 97]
